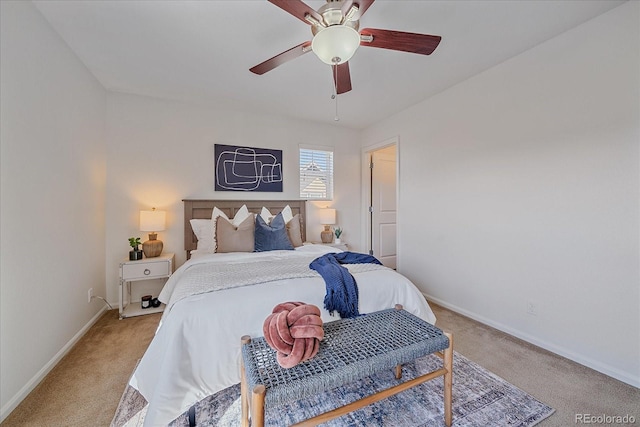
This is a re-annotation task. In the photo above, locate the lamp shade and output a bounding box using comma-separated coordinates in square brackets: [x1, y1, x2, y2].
[318, 208, 336, 225]
[140, 209, 166, 232]
[311, 25, 361, 65]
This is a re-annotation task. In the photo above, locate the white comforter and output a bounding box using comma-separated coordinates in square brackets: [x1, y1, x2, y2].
[129, 245, 436, 426]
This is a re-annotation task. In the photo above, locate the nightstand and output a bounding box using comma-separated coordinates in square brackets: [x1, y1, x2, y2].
[119, 252, 174, 319]
[316, 242, 348, 251]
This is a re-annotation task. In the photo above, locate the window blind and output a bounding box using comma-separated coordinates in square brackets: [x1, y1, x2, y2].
[299, 148, 333, 200]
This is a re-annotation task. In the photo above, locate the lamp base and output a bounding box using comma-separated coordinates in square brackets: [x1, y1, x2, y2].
[142, 233, 163, 258]
[320, 225, 333, 244]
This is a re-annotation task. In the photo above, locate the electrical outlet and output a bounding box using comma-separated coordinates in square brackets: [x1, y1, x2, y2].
[88, 288, 94, 303]
[526, 300, 537, 316]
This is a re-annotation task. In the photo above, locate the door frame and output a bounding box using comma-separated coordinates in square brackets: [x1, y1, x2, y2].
[360, 136, 400, 266]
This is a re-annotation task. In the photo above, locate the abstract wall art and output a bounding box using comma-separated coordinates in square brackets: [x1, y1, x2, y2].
[214, 144, 283, 192]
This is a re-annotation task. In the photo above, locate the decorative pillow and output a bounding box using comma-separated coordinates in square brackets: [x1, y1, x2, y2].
[215, 215, 255, 253]
[259, 207, 273, 224]
[281, 205, 294, 223]
[286, 214, 304, 247]
[189, 219, 214, 252]
[212, 205, 250, 252]
[263, 302, 323, 368]
[260, 205, 294, 224]
[259, 205, 302, 246]
[254, 212, 294, 252]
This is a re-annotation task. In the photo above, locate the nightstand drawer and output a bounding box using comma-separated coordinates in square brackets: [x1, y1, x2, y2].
[122, 260, 170, 280]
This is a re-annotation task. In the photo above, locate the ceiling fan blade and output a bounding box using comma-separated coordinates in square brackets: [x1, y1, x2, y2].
[333, 62, 352, 95]
[268, 0, 323, 26]
[250, 41, 312, 75]
[341, 0, 375, 21]
[360, 28, 441, 55]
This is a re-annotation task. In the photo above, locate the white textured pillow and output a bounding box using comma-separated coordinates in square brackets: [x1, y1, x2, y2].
[260, 205, 294, 224]
[282, 205, 294, 223]
[259, 207, 273, 224]
[212, 205, 250, 252]
[189, 219, 214, 252]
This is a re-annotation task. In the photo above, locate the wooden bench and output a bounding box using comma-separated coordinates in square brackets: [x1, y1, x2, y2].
[240, 305, 453, 426]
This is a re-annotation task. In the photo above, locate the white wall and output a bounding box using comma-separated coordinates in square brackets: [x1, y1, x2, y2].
[0, 1, 107, 419]
[105, 93, 361, 303]
[362, 2, 639, 386]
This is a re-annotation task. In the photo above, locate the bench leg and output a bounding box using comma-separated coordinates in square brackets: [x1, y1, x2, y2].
[443, 332, 454, 427]
[251, 385, 266, 427]
[394, 365, 402, 379]
[241, 363, 249, 427]
[240, 336, 251, 427]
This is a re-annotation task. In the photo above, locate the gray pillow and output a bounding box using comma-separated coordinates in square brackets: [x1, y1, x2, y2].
[254, 212, 294, 252]
[216, 215, 255, 253]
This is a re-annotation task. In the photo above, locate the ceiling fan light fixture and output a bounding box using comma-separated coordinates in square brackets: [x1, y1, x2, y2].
[311, 25, 360, 65]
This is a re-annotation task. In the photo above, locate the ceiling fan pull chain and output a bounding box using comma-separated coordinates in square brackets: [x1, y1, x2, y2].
[332, 62, 339, 121]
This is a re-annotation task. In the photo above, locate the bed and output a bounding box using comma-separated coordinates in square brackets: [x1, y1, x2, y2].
[128, 199, 436, 426]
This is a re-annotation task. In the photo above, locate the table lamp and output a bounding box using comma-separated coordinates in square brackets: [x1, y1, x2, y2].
[140, 208, 166, 258]
[318, 208, 336, 243]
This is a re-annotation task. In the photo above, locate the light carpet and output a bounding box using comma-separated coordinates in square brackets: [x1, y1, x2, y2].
[112, 352, 554, 426]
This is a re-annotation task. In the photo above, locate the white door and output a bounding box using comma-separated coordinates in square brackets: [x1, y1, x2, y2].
[371, 145, 397, 269]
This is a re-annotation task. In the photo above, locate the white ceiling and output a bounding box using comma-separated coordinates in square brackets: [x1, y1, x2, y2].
[33, 0, 625, 129]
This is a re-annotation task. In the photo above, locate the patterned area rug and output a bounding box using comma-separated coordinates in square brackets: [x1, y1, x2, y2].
[112, 352, 554, 426]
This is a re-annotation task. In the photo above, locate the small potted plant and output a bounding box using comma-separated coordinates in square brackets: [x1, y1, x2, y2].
[128, 237, 143, 260]
[334, 227, 343, 244]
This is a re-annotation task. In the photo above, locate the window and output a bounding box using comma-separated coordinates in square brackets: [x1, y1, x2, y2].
[299, 146, 333, 200]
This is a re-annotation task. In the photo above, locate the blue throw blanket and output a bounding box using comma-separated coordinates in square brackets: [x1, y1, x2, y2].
[309, 252, 382, 318]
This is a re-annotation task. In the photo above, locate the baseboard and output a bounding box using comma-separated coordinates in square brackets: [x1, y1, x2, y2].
[425, 293, 640, 389]
[0, 306, 108, 422]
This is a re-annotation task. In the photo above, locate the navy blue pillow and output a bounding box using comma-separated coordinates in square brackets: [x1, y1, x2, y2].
[254, 212, 295, 252]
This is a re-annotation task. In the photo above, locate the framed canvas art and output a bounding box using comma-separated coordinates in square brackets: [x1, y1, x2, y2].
[214, 144, 283, 192]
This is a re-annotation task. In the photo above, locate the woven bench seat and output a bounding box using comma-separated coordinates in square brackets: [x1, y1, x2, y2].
[240, 305, 453, 427]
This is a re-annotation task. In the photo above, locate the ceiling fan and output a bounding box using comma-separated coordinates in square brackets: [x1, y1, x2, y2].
[250, 0, 442, 95]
